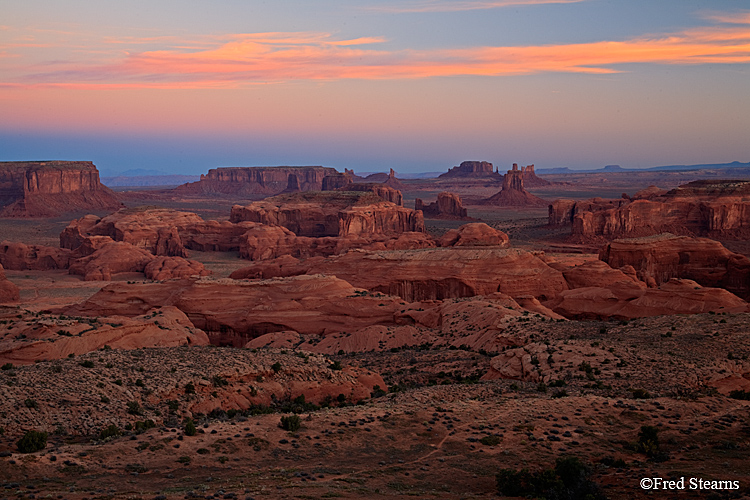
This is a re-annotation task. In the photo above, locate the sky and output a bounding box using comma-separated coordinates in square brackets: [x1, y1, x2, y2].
[1, 0, 749, 176]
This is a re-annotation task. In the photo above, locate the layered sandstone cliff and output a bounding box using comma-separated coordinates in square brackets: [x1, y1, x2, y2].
[174, 166, 339, 196]
[0, 161, 121, 217]
[599, 233, 750, 298]
[552, 180, 750, 240]
[230, 191, 424, 238]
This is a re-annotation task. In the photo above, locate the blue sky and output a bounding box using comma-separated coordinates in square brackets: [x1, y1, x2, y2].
[1, 0, 749, 175]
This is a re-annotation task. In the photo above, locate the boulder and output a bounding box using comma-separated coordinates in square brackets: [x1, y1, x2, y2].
[68, 241, 155, 281]
[438, 223, 509, 247]
[0, 263, 20, 303]
[0, 241, 72, 270]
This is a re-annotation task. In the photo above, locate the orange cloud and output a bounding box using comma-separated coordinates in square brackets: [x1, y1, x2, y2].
[4, 20, 750, 89]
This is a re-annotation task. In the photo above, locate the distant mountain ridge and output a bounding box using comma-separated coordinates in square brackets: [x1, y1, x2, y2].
[536, 161, 750, 175]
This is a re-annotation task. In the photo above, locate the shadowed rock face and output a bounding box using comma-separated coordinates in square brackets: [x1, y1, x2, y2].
[599, 233, 750, 298]
[230, 191, 424, 237]
[174, 166, 339, 196]
[415, 192, 469, 219]
[0, 263, 19, 303]
[554, 180, 750, 240]
[0, 161, 121, 217]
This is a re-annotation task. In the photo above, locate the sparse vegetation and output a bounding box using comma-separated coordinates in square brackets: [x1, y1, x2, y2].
[280, 414, 302, 432]
[16, 430, 48, 453]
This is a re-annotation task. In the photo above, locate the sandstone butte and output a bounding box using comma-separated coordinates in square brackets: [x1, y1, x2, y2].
[229, 191, 425, 238]
[415, 191, 472, 219]
[173, 166, 339, 196]
[480, 163, 549, 207]
[550, 179, 750, 240]
[230, 247, 569, 302]
[0, 161, 122, 217]
[598, 233, 750, 298]
[438, 160, 500, 179]
[0, 305, 209, 365]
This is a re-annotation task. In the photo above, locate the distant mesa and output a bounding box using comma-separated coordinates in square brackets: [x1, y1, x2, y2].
[439, 160, 500, 179]
[480, 164, 548, 207]
[0, 161, 122, 217]
[173, 166, 339, 197]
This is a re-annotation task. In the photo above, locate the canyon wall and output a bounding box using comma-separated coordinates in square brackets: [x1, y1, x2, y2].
[174, 166, 339, 196]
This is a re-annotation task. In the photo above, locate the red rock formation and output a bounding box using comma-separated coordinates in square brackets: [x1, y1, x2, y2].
[68, 241, 155, 281]
[143, 256, 211, 280]
[174, 166, 338, 196]
[545, 278, 748, 320]
[336, 183, 403, 206]
[599, 234, 750, 298]
[481, 164, 548, 207]
[0, 161, 121, 217]
[520, 164, 551, 187]
[415, 192, 470, 219]
[438, 223, 509, 247]
[321, 172, 353, 191]
[0, 263, 19, 303]
[0, 306, 209, 365]
[439, 161, 499, 179]
[555, 260, 644, 290]
[0, 241, 72, 270]
[561, 180, 750, 240]
[230, 192, 424, 237]
[383, 168, 404, 190]
[61, 275, 407, 345]
[230, 248, 568, 301]
[548, 198, 629, 226]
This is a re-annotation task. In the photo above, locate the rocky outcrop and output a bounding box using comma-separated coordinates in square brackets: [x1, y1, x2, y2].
[336, 183, 403, 206]
[0, 161, 121, 217]
[0, 263, 19, 303]
[415, 192, 470, 219]
[230, 248, 568, 302]
[68, 241, 156, 281]
[143, 256, 210, 281]
[439, 160, 499, 179]
[0, 306, 209, 365]
[548, 197, 628, 226]
[556, 260, 643, 290]
[61, 275, 408, 345]
[230, 192, 424, 238]
[0, 241, 72, 270]
[545, 278, 748, 320]
[481, 164, 548, 207]
[438, 223, 509, 247]
[599, 234, 750, 298]
[322, 172, 353, 191]
[558, 180, 750, 240]
[174, 166, 339, 196]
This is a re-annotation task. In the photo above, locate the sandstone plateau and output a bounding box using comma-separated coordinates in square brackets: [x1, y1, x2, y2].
[0, 161, 121, 217]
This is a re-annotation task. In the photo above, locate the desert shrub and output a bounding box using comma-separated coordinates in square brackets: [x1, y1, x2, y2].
[127, 401, 143, 415]
[79, 360, 94, 368]
[2, 363, 14, 370]
[729, 389, 750, 400]
[551, 389, 568, 398]
[24, 398, 38, 409]
[100, 395, 110, 404]
[196, 448, 210, 455]
[271, 362, 282, 373]
[631, 388, 651, 399]
[99, 424, 121, 440]
[280, 415, 301, 432]
[329, 360, 343, 371]
[16, 430, 48, 453]
[212, 375, 228, 387]
[184, 419, 197, 436]
[635, 425, 660, 457]
[496, 456, 604, 500]
[135, 379, 145, 387]
[185, 382, 196, 394]
[480, 435, 502, 446]
[134, 419, 156, 433]
[167, 399, 179, 412]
